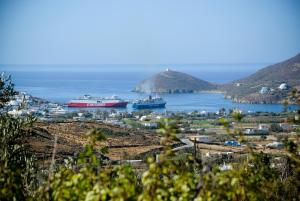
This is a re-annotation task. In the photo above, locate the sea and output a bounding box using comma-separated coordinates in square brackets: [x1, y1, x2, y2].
[1, 64, 300, 113]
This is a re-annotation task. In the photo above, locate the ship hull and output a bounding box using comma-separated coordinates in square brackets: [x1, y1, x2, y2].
[132, 103, 166, 109]
[68, 102, 128, 108]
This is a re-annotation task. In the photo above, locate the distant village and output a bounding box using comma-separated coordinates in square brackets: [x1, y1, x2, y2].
[7, 91, 300, 156]
[259, 82, 288, 94]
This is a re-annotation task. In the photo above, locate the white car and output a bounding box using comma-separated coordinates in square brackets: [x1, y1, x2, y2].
[266, 142, 284, 149]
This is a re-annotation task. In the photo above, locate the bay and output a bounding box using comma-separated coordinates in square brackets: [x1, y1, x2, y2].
[1, 64, 299, 113]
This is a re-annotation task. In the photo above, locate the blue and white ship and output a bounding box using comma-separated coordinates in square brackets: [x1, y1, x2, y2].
[132, 95, 166, 109]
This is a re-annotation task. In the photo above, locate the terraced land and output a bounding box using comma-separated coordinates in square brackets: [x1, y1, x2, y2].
[27, 121, 161, 164]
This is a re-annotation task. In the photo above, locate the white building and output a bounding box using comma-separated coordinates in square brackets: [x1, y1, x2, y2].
[143, 122, 158, 128]
[49, 106, 67, 115]
[244, 128, 256, 135]
[219, 163, 232, 171]
[7, 100, 19, 106]
[156, 115, 163, 120]
[200, 111, 208, 115]
[278, 83, 288, 90]
[139, 115, 148, 121]
[104, 119, 123, 126]
[8, 109, 28, 117]
[258, 124, 270, 134]
[260, 87, 270, 94]
[189, 135, 212, 143]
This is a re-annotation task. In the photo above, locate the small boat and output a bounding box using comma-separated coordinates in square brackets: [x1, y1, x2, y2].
[132, 95, 166, 109]
[67, 95, 128, 108]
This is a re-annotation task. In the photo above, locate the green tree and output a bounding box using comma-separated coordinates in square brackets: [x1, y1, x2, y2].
[0, 73, 17, 110]
[0, 73, 37, 200]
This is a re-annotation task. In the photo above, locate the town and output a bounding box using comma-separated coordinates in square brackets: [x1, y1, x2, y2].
[7, 91, 300, 168]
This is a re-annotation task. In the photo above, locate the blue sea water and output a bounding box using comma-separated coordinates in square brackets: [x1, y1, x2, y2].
[1, 64, 299, 113]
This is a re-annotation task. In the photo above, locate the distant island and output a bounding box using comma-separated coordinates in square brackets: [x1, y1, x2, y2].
[133, 68, 216, 93]
[134, 53, 300, 104]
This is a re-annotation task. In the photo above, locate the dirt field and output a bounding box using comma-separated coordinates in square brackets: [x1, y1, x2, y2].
[27, 121, 161, 163]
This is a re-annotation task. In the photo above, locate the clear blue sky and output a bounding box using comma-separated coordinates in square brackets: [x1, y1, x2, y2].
[0, 0, 299, 65]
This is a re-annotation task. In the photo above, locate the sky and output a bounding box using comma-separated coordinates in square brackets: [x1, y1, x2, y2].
[0, 0, 299, 65]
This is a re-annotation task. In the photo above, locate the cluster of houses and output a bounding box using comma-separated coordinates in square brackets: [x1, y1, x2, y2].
[136, 113, 166, 128]
[244, 122, 298, 135]
[71, 110, 167, 129]
[243, 124, 270, 135]
[259, 83, 288, 94]
[6, 92, 67, 118]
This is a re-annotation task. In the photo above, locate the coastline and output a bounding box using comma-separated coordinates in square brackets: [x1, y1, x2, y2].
[133, 89, 300, 105]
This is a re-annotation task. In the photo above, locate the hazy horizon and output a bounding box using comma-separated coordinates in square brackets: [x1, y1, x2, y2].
[0, 63, 271, 73]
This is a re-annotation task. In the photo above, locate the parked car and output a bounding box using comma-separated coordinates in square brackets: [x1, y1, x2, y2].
[224, 140, 241, 147]
[266, 142, 284, 149]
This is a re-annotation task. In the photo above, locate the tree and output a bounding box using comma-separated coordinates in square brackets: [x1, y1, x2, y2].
[282, 99, 289, 113]
[0, 73, 37, 200]
[0, 73, 17, 111]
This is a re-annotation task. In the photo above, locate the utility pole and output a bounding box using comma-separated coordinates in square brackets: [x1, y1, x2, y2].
[193, 138, 197, 161]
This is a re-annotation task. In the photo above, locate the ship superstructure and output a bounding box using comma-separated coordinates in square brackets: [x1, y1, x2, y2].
[132, 95, 166, 109]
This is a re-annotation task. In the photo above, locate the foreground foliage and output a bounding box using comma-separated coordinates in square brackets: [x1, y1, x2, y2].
[36, 121, 300, 201]
[0, 74, 36, 200]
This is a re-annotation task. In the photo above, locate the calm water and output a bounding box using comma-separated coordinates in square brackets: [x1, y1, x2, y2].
[1, 64, 299, 113]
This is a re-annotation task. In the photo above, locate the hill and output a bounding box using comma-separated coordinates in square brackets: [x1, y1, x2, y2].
[134, 69, 216, 93]
[221, 53, 300, 103]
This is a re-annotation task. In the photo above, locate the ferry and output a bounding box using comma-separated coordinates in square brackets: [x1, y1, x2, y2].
[132, 95, 166, 109]
[67, 95, 128, 108]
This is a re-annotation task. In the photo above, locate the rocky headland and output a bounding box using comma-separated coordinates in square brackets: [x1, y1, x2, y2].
[133, 68, 217, 93]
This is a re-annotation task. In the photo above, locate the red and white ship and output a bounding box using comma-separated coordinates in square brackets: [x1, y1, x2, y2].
[67, 95, 128, 108]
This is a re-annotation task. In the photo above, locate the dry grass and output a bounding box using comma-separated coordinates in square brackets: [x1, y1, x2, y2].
[27, 121, 161, 163]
